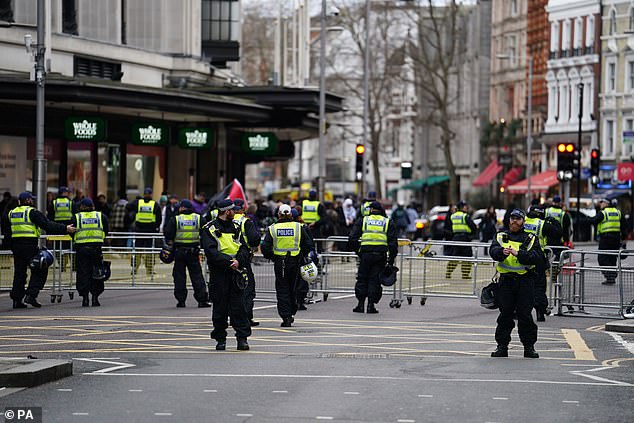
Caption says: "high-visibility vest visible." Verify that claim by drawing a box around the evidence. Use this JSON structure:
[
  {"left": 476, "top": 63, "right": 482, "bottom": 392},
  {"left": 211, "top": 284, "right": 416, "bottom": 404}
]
[
  {"left": 209, "top": 222, "right": 242, "bottom": 257},
  {"left": 75, "top": 211, "right": 105, "bottom": 244},
  {"left": 209, "top": 209, "right": 218, "bottom": 221},
  {"left": 175, "top": 213, "right": 201, "bottom": 244},
  {"left": 545, "top": 207, "right": 564, "bottom": 226},
  {"left": 9, "top": 206, "right": 40, "bottom": 238},
  {"left": 361, "top": 201, "right": 372, "bottom": 217},
  {"left": 53, "top": 197, "right": 73, "bottom": 221},
  {"left": 360, "top": 215, "right": 388, "bottom": 247},
  {"left": 450, "top": 211, "right": 472, "bottom": 234},
  {"left": 302, "top": 200, "right": 321, "bottom": 224},
  {"left": 495, "top": 232, "right": 536, "bottom": 275},
  {"left": 598, "top": 207, "right": 621, "bottom": 234},
  {"left": 136, "top": 199, "right": 156, "bottom": 224},
  {"left": 269, "top": 221, "right": 302, "bottom": 256},
  {"left": 523, "top": 216, "right": 545, "bottom": 251},
  {"left": 233, "top": 213, "right": 256, "bottom": 249}
]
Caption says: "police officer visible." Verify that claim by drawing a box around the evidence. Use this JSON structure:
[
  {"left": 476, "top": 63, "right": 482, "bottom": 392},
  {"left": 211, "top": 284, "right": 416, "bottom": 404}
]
[
  {"left": 8, "top": 192, "right": 76, "bottom": 308},
  {"left": 489, "top": 208, "right": 542, "bottom": 358},
  {"left": 291, "top": 207, "right": 314, "bottom": 311},
  {"left": 359, "top": 191, "right": 377, "bottom": 218},
  {"left": 202, "top": 199, "right": 251, "bottom": 351},
  {"left": 72, "top": 198, "right": 109, "bottom": 307},
  {"left": 302, "top": 190, "right": 327, "bottom": 243},
  {"left": 523, "top": 205, "right": 562, "bottom": 321},
  {"left": 233, "top": 198, "right": 262, "bottom": 326},
  {"left": 48, "top": 186, "right": 75, "bottom": 271},
  {"left": 545, "top": 195, "right": 572, "bottom": 253},
  {"left": 261, "top": 204, "right": 314, "bottom": 327},
  {"left": 590, "top": 199, "right": 626, "bottom": 285},
  {"left": 164, "top": 199, "right": 210, "bottom": 308},
  {"left": 348, "top": 201, "right": 398, "bottom": 314},
  {"left": 445, "top": 201, "right": 477, "bottom": 279},
  {"left": 125, "top": 187, "right": 161, "bottom": 276}
]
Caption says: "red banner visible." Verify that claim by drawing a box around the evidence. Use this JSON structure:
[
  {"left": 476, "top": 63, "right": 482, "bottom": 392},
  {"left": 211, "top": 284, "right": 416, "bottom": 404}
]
[{"left": 618, "top": 162, "right": 634, "bottom": 181}]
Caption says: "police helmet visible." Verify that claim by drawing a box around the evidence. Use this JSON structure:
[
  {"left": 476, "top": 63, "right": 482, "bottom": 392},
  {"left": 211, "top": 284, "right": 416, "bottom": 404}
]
[
  {"left": 480, "top": 282, "right": 498, "bottom": 310},
  {"left": 159, "top": 245, "right": 175, "bottom": 264},
  {"left": 300, "top": 261, "right": 319, "bottom": 283},
  {"left": 92, "top": 261, "right": 112, "bottom": 282},
  {"left": 29, "top": 248, "right": 54, "bottom": 270},
  {"left": 379, "top": 265, "right": 399, "bottom": 287}
]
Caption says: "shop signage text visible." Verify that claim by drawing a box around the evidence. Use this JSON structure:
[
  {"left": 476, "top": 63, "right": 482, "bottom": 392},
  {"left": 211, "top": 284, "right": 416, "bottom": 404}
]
[
  {"left": 132, "top": 123, "right": 168, "bottom": 146},
  {"left": 64, "top": 117, "right": 106, "bottom": 142},
  {"left": 178, "top": 128, "right": 213, "bottom": 149},
  {"left": 240, "top": 132, "right": 279, "bottom": 155}
]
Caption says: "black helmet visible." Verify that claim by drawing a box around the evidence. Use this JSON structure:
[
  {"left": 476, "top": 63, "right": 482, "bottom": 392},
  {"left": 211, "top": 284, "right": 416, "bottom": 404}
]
[
  {"left": 480, "top": 282, "right": 498, "bottom": 309},
  {"left": 379, "top": 265, "right": 399, "bottom": 287},
  {"left": 159, "top": 245, "right": 175, "bottom": 264},
  {"left": 92, "top": 261, "right": 112, "bottom": 282}
]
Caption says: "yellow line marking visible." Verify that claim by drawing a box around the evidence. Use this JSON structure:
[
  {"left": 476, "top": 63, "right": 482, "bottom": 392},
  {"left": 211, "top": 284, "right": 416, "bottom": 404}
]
[
  {"left": 602, "top": 357, "right": 634, "bottom": 368},
  {"left": 561, "top": 329, "right": 596, "bottom": 361}
]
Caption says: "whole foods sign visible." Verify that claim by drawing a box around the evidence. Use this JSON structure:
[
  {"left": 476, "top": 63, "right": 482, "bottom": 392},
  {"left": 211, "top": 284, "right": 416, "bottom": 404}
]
[
  {"left": 178, "top": 128, "right": 213, "bottom": 150},
  {"left": 65, "top": 117, "right": 107, "bottom": 142},
  {"left": 240, "top": 132, "right": 279, "bottom": 155},
  {"left": 132, "top": 123, "right": 168, "bottom": 146}
]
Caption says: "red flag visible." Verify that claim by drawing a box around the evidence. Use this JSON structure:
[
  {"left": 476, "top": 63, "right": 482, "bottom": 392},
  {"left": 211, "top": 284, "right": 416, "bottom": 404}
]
[{"left": 228, "top": 178, "right": 248, "bottom": 208}]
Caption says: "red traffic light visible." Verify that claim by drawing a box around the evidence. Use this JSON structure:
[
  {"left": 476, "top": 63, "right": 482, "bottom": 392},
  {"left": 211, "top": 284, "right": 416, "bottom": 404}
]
[
  {"left": 591, "top": 149, "right": 599, "bottom": 159},
  {"left": 356, "top": 144, "right": 365, "bottom": 155}
]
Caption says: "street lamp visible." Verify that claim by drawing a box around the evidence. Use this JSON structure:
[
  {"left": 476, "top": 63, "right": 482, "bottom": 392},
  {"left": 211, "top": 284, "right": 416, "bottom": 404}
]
[{"left": 496, "top": 53, "right": 533, "bottom": 207}]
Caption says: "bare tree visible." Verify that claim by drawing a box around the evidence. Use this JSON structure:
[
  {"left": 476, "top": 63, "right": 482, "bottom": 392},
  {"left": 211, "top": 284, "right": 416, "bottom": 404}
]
[
  {"left": 241, "top": 3, "right": 275, "bottom": 85},
  {"left": 325, "top": 1, "right": 402, "bottom": 199},
  {"left": 406, "top": 0, "right": 466, "bottom": 202}
]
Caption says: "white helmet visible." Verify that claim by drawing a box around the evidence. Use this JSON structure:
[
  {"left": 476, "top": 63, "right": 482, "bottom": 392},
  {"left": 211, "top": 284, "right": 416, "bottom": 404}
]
[{"left": 300, "top": 261, "right": 318, "bottom": 283}]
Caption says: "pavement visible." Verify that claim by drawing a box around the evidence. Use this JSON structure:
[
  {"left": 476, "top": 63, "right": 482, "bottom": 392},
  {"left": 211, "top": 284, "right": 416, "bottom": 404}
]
[{"left": 605, "top": 319, "right": 634, "bottom": 333}]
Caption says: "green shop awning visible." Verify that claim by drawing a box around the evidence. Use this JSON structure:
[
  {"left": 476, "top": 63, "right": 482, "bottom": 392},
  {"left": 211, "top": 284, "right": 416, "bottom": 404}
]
[{"left": 400, "top": 175, "right": 449, "bottom": 190}]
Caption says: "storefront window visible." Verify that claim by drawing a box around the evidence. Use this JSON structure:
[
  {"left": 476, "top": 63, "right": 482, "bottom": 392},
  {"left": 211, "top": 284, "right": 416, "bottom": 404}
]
[
  {"left": 97, "top": 144, "right": 121, "bottom": 203},
  {"left": 26, "top": 137, "right": 61, "bottom": 196},
  {"left": 126, "top": 145, "right": 165, "bottom": 199},
  {"left": 67, "top": 143, "right": 92, "bottom": 198}
]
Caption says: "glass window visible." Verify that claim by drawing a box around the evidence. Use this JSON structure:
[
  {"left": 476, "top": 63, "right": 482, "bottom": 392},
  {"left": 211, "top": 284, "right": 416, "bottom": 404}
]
[
  {"left": 629, "top": 61, "right": 634, "bottom": 91},
  {"left": 574, "top": 18, "right": 582, "bottom": 49},
  {"left": 623, "top": 119, "right": 634, "bottom": 157},
  {"left": 610, "top": 9, "right": 617, "bottom": 35},
  {"left": 510, "top": 0, "right": 518, "bottom": 17},
  {"left": 586, "top": 15, "right": 594, "bottom": 47},
  {"left": 202, "top": 0, "right": 239, "bottom": 42},
  {"left": 605, "top": 120, "right": 615, "bottom": 157},
  {"left": 630, "top": 8, "right": 634, "bottom": 30}
]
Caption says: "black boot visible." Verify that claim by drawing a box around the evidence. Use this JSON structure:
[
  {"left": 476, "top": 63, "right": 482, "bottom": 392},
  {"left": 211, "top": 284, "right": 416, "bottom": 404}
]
[
  {"left": 491, "top": 345, "right": 508, "bottom": 357},
  {"left": 237, "top": 338, "right": 250, "bottom": 351},
  {"left": 366, "top": 303, "right": 379, "bottom": 314},
  {"left": 92, "top": 295, "right": 101, "bottom": 307},
  {"left": 524, "top": 346, "right": 539, "bottom": 358},
  {"left": 24, "top": 295, "right": 42, "bottom": 308},
  {"left": 249, "top": 319, "right": 260, "bottom": 327},
  {"left": 82, "top": 295, "right": 89, "bottom": 307},
  {"left": 197, "top": 301, "right": 211, "bottom": 308},
  {"left": 215, "top": 340, "right": 226, "bottom": 351},
  {"left": 176, "top": 301, "right": 186, "bottom": 308},
  {"left": 281, "top": 317, "right": 293, "bottom": 327},
  {"left": 353, "top": 299, "right": 365, "bottom": 313},
  {"left": 12, "top": 300, "right": 27, "bottom": 309}
]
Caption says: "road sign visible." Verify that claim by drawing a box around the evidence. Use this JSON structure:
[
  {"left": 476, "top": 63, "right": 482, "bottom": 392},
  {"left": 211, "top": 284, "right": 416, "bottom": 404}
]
[
  {"left": 623, "top": 131, "right": 634, "bottom": 145},
  {"left": 617, "top": 162, "right": 634, "bottom": 181}
]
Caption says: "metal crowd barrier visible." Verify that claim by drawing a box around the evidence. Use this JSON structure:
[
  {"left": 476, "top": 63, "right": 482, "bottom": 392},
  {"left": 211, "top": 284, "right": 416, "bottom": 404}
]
[{"left": 555, "top": 249, "right": 634, "bottom": 319}]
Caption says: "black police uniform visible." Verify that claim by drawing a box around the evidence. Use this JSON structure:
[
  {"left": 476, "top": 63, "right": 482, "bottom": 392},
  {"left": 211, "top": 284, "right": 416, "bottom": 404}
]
[
  {"left": 7, "top": 204, "right": 69, "bottom": 307},
  {"left": 201, "top": 215, "right": 252, "bottom": 348},
  {"left": 233, "top": 212, "right": 262, "bottom": 323},
  {"left": 590, "top": 206, "right": 626, "bottom": 284},
  {"left": 544, "top": 205, "right": 572, "bottom": 261},
  {"left": 47, "top": 194, "right": 76, "bottom": 270},
  {"left": 347, "top": 209, "right": 398, "bottom": 313},
  {"left": 72, "top": 210, "right": 109, "bottom": 306},
  {"left": 125, "top": 196, "right": 162, "bottom": 274},
  {"left": 164, "top": 208, "right": 209, "bottom": 307},
  {"left": 489, "top": 226, "right": 543, "bottom": 356},
  {"left": 261, "top": 215, "right": 314, "bottom": 326},
  {"left": 524, "top": 210, "right": 562, "bottom": 320}
]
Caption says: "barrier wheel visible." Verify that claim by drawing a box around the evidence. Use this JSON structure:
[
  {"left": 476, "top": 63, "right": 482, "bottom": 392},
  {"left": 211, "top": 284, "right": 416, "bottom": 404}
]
[
  {"left": 389, "top": 300, "right": 396, "bottom": 308},
  {"left": 407, "top": 296, "right": 412, "bottom": 305},
  {"left": 420, "top": 298, "right": 427, "bottom": 306},
  {"left": 323, "top": 293, "right": 329, "bottom": 302},
  {"left": 566, "top": 305, "right": 574, "bottom": 311},
  {"left": 56, "top": 295, "right": 62, "bottom": 303},
  {"left": 69, "top": 292, "right": 74, "bottom": 300},
  {"left": 395, "top": 301, "right": 401, "bottom": 308},
  {"left": 50, "top": 295, "right": 55, "bottom": 303}
]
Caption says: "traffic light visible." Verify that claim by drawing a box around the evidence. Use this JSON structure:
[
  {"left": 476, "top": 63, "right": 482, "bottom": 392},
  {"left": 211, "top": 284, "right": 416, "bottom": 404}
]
[
  {"left": 355, "top": 144, "right": 365, "bottom": 180},
  {"left": 401, "top": 162, "right": 412, "bottom": 179},
  {"left": 590, "top": 148, "right": 600, "bottom": 176},
  {"left": 557, "top": 143, "right": 576, "bottom": 181}
]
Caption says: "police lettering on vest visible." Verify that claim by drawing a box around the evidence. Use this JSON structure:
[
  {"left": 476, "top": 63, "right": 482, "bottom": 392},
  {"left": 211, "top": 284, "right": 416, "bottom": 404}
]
[
  {"left": 598, "top": 207, "right": 621, "bottom": 234},
  {"left": 53, "top": 198, "right": 73, "bottom": 221},
  {"left": 270, "top": 221, "right": 302, "bottom": 256},
  {"left": 175, "top": 213, "right": 201, "bottom": 244},
  {"left": 75, "top": 211, "right": 105, "bottom": 244},
  {"left": 302, "top": 200, "right": 321, "bottom": 224},
  {"left": 360, "top": 215, "right": 388, "bottom": 247},
  {"left": 523, "top": 217, "right": 545, "bottom": 251},
  {"left": 451, "top": 211, "right": 472, "bottom": 234},
  {"left": 9, "top": 206, "right": 40, "bottom": 238},
  {"left": 136, "top": 200, "right": 156, "bottom": 224}
]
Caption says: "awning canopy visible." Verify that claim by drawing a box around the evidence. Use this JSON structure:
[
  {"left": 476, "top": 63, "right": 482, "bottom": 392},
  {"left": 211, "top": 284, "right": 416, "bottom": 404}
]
[
  {"left": 507, "top": 170, "right": 558, "bottom": 194},
  {"left": 502, "top": 167, "right": 524, "bottom": 187},
  {"left": 400, "top": 175, "right": 449, "bottom": 190},
  {"left": 472, "top": 160, "right": 503, "bottom": 187}
]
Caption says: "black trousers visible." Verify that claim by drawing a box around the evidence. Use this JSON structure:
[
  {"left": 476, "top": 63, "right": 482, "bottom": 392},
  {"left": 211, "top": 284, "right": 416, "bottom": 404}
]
[
  {"left": 11, "top": 243, "right": 47, "bottom": 300},
  {"left": 273, "top": 256, "right": 300, "bottom": 319},
  {"left": 209, "top": 268, "right": 251, "bottom": 341},
  {"left": 533, "top": 259, "right": 548, "bottom": 313},
  {"left": 173, "top": 246, "right": 207, "bottom": 303},
  {"left": 243, "top": 260, "right": 256, "bottom": 320},
  {"left": 355, "top": 252, "right": 386, "bottom": 304},
  {"left": 495, "top": 274, "right": 538, "bottom": 347},
  {"left": 75, "top": 244, "right": 104, "bottom": 297},
  {"left": 296, "top": 277, "right": 309, "bottom": 305},
  {"left": 598, "top": 234, "right": 621, "bottom": 282}
]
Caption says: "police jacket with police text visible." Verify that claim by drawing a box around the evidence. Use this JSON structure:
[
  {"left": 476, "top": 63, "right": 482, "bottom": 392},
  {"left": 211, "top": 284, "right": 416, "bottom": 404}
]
[
  {"left": 347, "top": 211, "right": 398, "bottom": 262},
  {"left": 445, "top": 211, "right": 477, "bottom": 241},
  {"left": 201, "top": 217, "right": 250, "bottom": 269},
  {"left": 124, "top": 198, "right": 162, "bottom": 233},
  {"left": 489, "top": 229, "right": 543, "bottom": 273},
  {"left": 71, "top": 212, "right": 109, "bottom": 246},
  {"left": 47, "top": 196, "right": 77, "bottom": 223},
  {"left": 164, "top": 208, "right": 208, "bottom": 247},
  {"left": 7, "top": 206, "right": 69, "bottom": 246},
  {"left": 525, "top": 211, "right": 562, "bottom": 248},
  {"left": 260, "top": 217, "right": 314, "bottom": 261},
  {"left": 590, "top": 207, "right": 627, "bottom": 239}
]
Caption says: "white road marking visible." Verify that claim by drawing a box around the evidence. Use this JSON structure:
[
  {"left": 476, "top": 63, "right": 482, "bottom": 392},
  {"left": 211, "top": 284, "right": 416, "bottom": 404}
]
[
  {"left": 128, "top": 389, "right": 143, "bottom": 392},
  {"left": 75, "top": 358, "right": 135, "bottom": 374},
  {"left": 72, "top": 413, "right": 89, "bottom": 416},
  {"left": 570, "top": 366, "right": 632, "bottom": 386},
  {"left": 562, "top": 401, "right": 579, "bottom": 404},
  {"left": 57, "top": 389, "right": 73, "bottom": 392},
  {"left": 607, "top": 332, "right": 634, "bottom": 355},
  {"left": 417, "top": 394, "right": 433, "bottom": 398},
  {"left": 203, "top": 389, "right": 217, "bottom": 392},
  {"left": 316, "top": 417, "right": 333, "bottom": 420},
  {"left": 85, "top": 372, "right": 634, "bottom": 387},
  {"left": 332, "top": 294, "right": 356, "bottom": 299},
  {"left": 561, "top": 364, "right": 601, "bottom": 367},
  {"left": 344, "top": 391, "right": 359, "bottom": 395},
  {"left": 272, "top": 390, "right": 288, "bottom": 393},
  {"left": 0, "top": 387, "right": 5, "bottom": 391},
  {"left": 236, "top": 414, "right": 253, "bottom": 417},
  {"left": 397, "top": 420, "right": 416, "bottom": 423},
  {"left": 154, "top": 412, "right": 172, "bottom": 416},
  {"left": 492, "top": 397, "right": 508, "bottom": 400}
]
